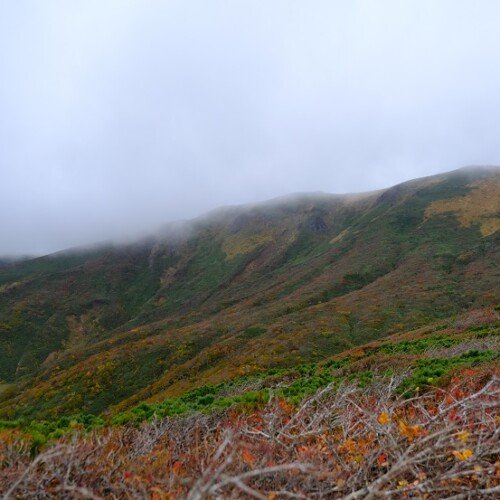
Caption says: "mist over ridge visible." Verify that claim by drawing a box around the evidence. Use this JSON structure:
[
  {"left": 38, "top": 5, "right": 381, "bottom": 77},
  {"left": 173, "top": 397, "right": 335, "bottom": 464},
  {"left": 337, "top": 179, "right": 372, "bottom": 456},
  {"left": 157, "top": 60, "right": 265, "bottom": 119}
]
[
  {"left": 1, "top": 165, "right": 496, "bottom": 260},
  {"left": 3, "top": 2, "right": 500, "bottom": 255}
]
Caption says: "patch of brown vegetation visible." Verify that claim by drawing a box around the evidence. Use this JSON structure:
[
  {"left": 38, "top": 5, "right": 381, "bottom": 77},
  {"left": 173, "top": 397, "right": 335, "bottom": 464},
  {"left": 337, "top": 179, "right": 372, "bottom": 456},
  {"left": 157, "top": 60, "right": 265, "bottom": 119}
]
[
  {"left": 222, "top": 232, "right": 273, "bottom": 260},
  {"left": 425, "top": 179, "right": 500, "bottom": 236}
]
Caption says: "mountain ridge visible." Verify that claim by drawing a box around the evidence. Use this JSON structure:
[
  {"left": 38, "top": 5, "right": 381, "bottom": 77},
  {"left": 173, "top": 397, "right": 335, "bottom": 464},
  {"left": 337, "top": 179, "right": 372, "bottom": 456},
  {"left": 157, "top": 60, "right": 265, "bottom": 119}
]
[{"left": 0, "top": 166, "right": 499, "bottom": 419}]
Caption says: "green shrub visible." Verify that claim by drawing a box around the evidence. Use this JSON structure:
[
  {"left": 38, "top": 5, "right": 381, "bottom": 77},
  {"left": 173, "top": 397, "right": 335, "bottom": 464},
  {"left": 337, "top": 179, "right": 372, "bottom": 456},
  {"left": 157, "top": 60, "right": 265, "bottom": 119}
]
[{"left": 400, "top": 349, "right": 498, "bottom": 397}]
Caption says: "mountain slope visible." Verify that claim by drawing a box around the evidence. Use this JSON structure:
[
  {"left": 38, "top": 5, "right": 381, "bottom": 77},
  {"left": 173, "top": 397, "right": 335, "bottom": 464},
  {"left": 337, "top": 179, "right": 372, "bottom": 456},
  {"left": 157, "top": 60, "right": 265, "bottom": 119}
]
[
  {"left": 0, "top": 166, "right": 499, "bottom": 419},
  {"left": 1, "top": 306, "right": 499, "bottom": 498}
]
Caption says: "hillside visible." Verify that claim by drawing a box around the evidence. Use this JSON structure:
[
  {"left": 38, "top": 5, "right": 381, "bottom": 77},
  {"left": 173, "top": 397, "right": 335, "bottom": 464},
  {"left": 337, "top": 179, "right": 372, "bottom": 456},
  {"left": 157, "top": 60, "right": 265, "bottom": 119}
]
[
  {"left": 1, "top": 308, "right": 499, "bottom": 498},
  {"left": 0, "top": 166, "right": 499, "bottom": 419}
]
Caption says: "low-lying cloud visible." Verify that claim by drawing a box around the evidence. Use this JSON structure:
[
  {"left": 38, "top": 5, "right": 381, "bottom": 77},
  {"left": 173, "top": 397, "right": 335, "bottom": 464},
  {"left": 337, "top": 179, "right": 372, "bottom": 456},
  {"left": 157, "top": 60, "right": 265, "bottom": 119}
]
[{"left": 1, "top": 1, "right": 500, "bottom": 255}]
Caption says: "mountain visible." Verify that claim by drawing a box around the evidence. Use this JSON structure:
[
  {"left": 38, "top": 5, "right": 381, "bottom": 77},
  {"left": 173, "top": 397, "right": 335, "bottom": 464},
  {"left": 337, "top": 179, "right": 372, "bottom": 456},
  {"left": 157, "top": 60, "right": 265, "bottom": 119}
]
[{"left": 0, "top": 166, "right": 499, "bottom": 419}]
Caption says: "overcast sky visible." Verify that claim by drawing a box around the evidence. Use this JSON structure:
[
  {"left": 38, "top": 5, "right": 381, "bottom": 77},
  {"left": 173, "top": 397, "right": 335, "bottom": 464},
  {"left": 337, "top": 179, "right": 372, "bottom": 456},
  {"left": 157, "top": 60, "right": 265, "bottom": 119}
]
[{"left": 1, "top": 1, "right": 500, "bottom": 256}]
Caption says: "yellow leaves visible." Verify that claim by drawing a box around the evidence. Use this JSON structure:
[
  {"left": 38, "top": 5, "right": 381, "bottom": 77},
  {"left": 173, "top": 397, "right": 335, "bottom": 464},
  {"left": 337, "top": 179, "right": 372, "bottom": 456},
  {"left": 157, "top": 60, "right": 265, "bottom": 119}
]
[
  {"left": 339, "top": 437, "right": 357, "bottom": 454},
  {"left": 424, "top": 178, "right": 500, "bottom": 236},
  {"left": 398, "top": 420, "right": 425, "bottom": 441},
  {"left": 379, "top": 408, "right": 431, "bottom": 442},
  {"left": 69, "top": 420, "right": 81, "bottom": 429},
  {"left": 452, "top": 449, "right": 474, "bottom": 461},
  {"left": 378, "top": 411, "right": 391, "bottom": 425},
  {"left": 457, "top": 431, "right": 470, "bottom": 443},
  {"left": 222, "top": 232, "right": 273, "bottom": 260}
]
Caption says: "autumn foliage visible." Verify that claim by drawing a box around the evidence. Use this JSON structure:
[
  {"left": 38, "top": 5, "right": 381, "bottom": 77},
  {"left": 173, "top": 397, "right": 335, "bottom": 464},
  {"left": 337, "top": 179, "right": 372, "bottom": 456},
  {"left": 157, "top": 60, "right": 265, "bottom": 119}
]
[{"left": 1, "top": 370, "right": 499, "bottom": 499}]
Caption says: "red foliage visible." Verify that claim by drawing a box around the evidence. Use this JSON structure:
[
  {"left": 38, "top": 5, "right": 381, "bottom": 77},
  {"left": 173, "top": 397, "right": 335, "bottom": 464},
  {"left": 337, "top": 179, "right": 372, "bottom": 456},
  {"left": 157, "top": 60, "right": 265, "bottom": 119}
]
[{"left": 1, "top": 373, "right": 500, "bottom": 498}]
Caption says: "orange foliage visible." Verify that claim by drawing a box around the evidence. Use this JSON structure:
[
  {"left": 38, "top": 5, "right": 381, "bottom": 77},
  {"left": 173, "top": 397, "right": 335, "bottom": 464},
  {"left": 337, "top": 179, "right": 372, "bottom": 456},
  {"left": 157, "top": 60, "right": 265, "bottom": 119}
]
[{"left": 1, "top": 373, "right": 500, "bottom": 498}]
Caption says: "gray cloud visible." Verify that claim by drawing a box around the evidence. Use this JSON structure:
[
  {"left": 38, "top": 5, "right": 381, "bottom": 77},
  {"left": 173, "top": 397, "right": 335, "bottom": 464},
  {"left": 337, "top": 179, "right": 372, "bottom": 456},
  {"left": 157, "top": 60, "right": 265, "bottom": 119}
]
[{"left": 1, "top": 0, "right": 500, "bottom": 255}]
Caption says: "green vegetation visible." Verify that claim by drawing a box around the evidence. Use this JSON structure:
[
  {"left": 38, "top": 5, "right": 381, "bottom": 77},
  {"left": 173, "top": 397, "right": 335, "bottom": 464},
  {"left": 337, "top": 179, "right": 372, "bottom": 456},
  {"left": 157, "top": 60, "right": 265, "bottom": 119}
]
[
  {"left": 376, "top": 335, "right": 460, "bottom": 355},
  {"left": 0, "top": 167, "right": 499, "bottom": 421},
  {"left": 3, "top": 316, "right": 498, "bottom": 443},
  {"left": 399, "top": 349, "right": 499, "bottom": 397},
  {"left": 0, "top": 168, "right": 499, "bottom": 499}
]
